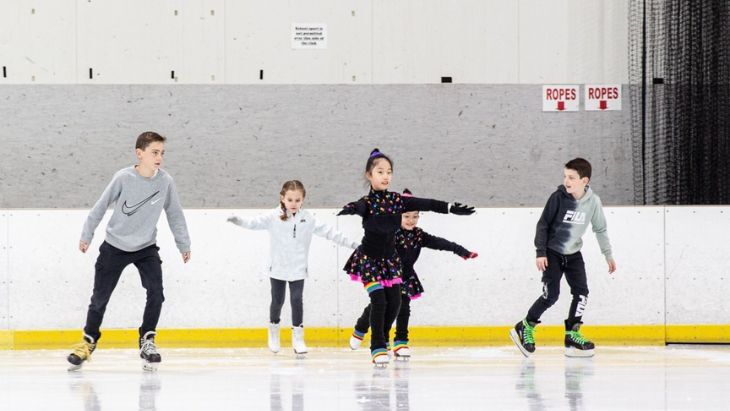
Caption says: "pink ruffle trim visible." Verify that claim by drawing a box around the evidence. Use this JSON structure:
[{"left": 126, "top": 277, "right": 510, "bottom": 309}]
[{"left": 349, "top": 274, "right": 403, "bottom": 288}]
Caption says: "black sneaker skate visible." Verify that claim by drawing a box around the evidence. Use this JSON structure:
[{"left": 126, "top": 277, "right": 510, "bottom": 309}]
[
  {"left": 510, "top": 319, "right": 537, "bottom": 357},
  {"left": 67, "top": 333, "right": 96, "bottom": 371},
  {"left": 564, "top": 322, "right": 595, "bottom": 357},
  {"left": 139, "top": 331, "right": 161, "bottom": 371}
]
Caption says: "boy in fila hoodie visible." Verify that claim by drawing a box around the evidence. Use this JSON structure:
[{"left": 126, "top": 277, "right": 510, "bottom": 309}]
[{"left": 510, "top": 158, "right": 617, "bottom": 358}]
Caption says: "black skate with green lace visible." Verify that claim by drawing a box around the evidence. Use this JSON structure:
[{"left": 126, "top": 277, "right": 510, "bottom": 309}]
[{"left": 564, "top": 322, "right": 595, "bottom": 357}]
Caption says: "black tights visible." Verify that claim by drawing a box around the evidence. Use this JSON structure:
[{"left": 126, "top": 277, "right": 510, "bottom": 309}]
[
  {"left": 355, "top": 294, "right": 411, "bottom": 343},
  {"left": 366, "top": 285, "right": 402, "bottom": 351}
]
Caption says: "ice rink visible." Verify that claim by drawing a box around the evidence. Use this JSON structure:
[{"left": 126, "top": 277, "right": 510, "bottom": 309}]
[{"left": 1, "top": 345, "right": 728, "bottom": 410}]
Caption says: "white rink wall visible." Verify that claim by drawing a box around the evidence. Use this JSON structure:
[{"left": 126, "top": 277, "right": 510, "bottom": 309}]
[
  {"left": 0, "top": 0, "right": 627, "bottom": 84},
  {"left": 0, "top": 206, "right": 727, "bottom": 331}
]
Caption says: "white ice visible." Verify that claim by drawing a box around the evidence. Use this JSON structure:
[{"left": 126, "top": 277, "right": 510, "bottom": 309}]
[{"left": 1, "top": 345, "right": 729, "bottom": 410}]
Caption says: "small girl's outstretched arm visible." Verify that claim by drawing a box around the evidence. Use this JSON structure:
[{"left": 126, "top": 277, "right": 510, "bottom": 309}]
[
  {"left": 422, "top": 232, "right": 478, "bottom": 259},
  {"left": 226, "top": 210, "right": 275, "bottom": 230}
]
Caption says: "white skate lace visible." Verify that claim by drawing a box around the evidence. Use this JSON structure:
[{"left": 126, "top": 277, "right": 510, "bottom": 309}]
[{"left": 140, "top": 338, "right": 158, "bottom": 356}]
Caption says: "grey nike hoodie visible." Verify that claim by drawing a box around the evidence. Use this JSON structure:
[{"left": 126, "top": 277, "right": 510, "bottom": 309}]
[{"left": 80, "top": 166, "right": 191, "bottom": 253}]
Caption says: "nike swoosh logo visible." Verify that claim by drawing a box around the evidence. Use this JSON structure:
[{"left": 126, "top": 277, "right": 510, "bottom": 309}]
[{"left": 122, "top": 191, "right": 160, "bottom": 216}]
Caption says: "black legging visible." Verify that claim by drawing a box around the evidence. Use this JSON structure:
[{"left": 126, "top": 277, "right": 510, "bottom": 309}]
[
  {"left": 356, "top": 293, "right": 411, "bottom": 343},
  {"left": 367, "top": 285, "right": 402, "bottom": 351},
  {"left": 270, "top": 278, "right": 305, "bottom": 327}
]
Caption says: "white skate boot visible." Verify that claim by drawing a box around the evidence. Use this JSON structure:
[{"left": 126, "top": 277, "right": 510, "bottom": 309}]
[
  {"left": 268, "top": 323, "right": 281, "bottom": 353},
  {"left": 292, "top": 326, "right": 308, "bottom": 358},
  {"left": 349, "top": 329, "right": 365, "bottom": 350},
  {"left": 371, "top": 348, "right": 390, "bottom": 369},
  {"left": 393, "top": 340, "right": 411, "bottom": 361}
]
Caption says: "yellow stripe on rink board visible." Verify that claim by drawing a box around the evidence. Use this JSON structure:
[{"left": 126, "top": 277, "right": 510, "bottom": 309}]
[
  {"left": 666, "top": 325, "right": 730, "bottom": 343},
  {"left": 1, "top": 325, "right": 726, "bottom": 350},
  {"left": 0, "top": 331, "right": 13, "bottom": 350}
]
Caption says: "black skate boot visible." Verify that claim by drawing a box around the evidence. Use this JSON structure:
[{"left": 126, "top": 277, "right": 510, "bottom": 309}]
[
  {"left": 564, "top": 322, "right": 595, "bottom": 358},
  {"left": 67, "top": 333, "right": 96, "bottom": 371},
  {"left": 510, "top": 319, "right": 538, "bottom": 357},
  {"left": 139, "top": 331, "right": 161, "bottom": 370}
]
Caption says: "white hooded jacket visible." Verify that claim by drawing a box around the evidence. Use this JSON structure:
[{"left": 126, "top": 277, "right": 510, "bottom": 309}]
[{"left": 230, "top": 207, "right": 358, "bottom": 281}]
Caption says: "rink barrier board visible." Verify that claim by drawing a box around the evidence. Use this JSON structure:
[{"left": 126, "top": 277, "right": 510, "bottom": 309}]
[{"left": 2, "top": 325, "right": 727, "bottom": 350}]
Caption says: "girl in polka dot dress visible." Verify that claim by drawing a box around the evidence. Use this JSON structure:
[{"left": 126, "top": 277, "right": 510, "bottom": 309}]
[
  {"left": 348, "top": 189, "right": 478, "bottom": 361},
  {"left": 338, "top": 149, "right": 475, "bottom": 367}
]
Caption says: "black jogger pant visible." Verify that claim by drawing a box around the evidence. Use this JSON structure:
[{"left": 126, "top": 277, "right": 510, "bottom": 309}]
[
  {"left": 84, "top": 242, "right": 164, "bottom": 342},
  {"left": 269, "top": 278, "right": 305, "bottom": 327},
  {"left": 355, "top": 294, "right": 411, "bottom": 342},
  {"left": 526, "top": 249, "right": 589, "bottom": 330}
]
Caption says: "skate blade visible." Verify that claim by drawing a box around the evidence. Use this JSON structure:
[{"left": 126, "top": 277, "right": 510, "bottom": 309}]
[
  {"left": 142, "top": 361, "right": 159, "bottom": 372},
  {"left": 295, "top": 352, "right": 307, "bottom": 359},
  {"left": 395, "top": 355, "right": 410, "bottom": 362},
  {"left": 565, "top": 347, "right": 594, "bottom": 358},
  {"left": 509, "top": 329, "right": 533, "bottom": 358},
  {"left": 373, "top": 363, "right": 388, "bottom": 369},
  {"left": 67, "top": 363, "right": 83, "bottom": 372}
]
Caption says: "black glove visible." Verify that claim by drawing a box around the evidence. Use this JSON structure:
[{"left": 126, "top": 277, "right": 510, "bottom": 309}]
[
  {"left": 450, "top": 202, "right": 475, "bottom": 215},
  {"left": 338, "top": 202, "right": 362, "bottom": 216}
]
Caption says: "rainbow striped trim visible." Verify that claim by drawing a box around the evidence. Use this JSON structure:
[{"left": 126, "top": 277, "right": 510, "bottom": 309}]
[
  {"left": 364, "top": 282, "right": 383, "bottom": 293},
  {"left": 352, "top": 330, "right": 365, "bottom": 340},
  {"left": 371, "top": 347, "right": 388, "bottom": 361},
  {"left": 393, "top": 340, "right": 409, "bottom": 352}
]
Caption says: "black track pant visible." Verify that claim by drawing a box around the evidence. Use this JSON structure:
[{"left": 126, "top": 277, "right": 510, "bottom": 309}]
[
  {"left": 526, "top": 249, "right": 589, "bottom": 330},
  {"left": 84, "top": 242, "right": 164, "bottom": 341}
]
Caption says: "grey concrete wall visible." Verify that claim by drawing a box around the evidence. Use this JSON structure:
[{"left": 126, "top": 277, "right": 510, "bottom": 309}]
[{"left": 0, "top": 85, "right": 633, "bottom": 208}]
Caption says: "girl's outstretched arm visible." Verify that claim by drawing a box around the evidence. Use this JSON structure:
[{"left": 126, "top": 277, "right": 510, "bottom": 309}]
[
  {"left": 403, "top": 197, "right": 475, "bottom": 215},
  {"left": 312, "top": 216, "right": 359, "bottom": 249},
  {"left": 422, "top": 232, "right": 477, "bottom": 259},
  {"left": 226, "top": 210, "right": 275, "bottom": 230}
]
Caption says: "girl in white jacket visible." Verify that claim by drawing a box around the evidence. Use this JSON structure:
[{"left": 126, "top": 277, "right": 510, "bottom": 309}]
[{"left": 227, "top": 180, "right": 358, "bottom": 355}]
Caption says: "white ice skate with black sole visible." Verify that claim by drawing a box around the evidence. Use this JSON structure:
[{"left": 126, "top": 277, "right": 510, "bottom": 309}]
[
  {"left": 139, "top": 331, "right": 162, "bottom": 371},
  {"left": 371, "top": 348, "right": 389, "bottom": 369},
  {"left": 67, "top": 334, "right": 96, "bottom": 371},
  {"left": 292, "top": 326, "right": 308, "bottom": 359}
]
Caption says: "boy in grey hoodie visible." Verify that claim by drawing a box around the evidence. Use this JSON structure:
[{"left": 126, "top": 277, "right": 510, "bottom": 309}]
[
  {"left": 67, "top": 132, "right": 191, "bottom": 370},
  {"left": 510, "top": 158, "right": 616, "bottom": 358}
]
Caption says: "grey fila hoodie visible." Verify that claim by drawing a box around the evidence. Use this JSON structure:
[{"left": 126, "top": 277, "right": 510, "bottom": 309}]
[
  {"left": 81, "top": 166, "right": 191, "bottom": 253},
  {"left": 534, "top": 185, "right": 612, "bottom": 260}
]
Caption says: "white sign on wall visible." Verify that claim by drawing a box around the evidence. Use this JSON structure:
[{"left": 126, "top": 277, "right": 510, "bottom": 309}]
[
  {"left": 542, "top": 85, "right": 579, "bottom": 112},
  {"left": 291, "top": 23, "right": 327, "bottom": 49},
  {"left": 585, "top": 84, "right": 622, "bottom": 111}
]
